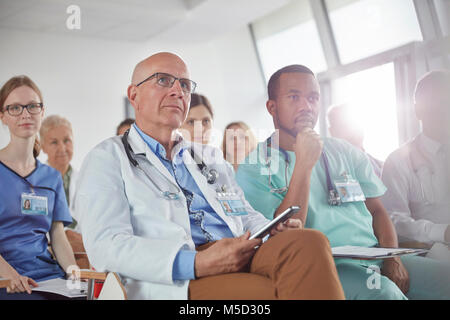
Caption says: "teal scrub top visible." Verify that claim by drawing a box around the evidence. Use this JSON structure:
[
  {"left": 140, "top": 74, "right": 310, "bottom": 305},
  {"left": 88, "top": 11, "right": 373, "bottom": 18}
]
[{"left": 236, "top": 136, "right": 386, "bottom": 249}]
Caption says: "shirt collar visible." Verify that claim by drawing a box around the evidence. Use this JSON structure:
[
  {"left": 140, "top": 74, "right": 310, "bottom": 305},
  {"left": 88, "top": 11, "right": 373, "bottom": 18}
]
[
  {"left": 133, "top": 123, "right": 187, "bottom": 160},
  {"left": 64, "top": 165, "right": 72, "bottom": 179},
  {"left": 418, "top": 132, "right": 442, "bottom": 156}
]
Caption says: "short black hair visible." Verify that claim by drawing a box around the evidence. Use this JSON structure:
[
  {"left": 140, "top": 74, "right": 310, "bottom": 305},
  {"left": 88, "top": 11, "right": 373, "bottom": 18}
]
[{"left": 267, "top": 65, "right": 315, "bottom": 100}]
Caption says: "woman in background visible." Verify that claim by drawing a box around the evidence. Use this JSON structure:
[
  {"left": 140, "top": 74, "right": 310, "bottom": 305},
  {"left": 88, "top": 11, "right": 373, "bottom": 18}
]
[
  {"left": 180, "top": 93, "right": 214, "bottom": 145},
  {"left": 0, "top": 76, "right": 76, "bottom": 299},
  {"left": 222, "top": 121, "right": 257, "bottom": 171},
  {"left": 116, "top": 118, "right": 135, "bottom": 136}
]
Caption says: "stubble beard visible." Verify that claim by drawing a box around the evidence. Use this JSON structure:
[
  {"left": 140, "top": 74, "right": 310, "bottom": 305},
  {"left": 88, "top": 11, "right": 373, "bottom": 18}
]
[{"left": 275, "top": 111, "right": 315, "bottom": 139}]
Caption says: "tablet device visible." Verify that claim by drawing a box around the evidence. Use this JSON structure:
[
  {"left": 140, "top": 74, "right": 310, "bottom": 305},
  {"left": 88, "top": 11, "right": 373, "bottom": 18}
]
[{"left": 249, "top": 206, "right": 300, "bottom": 240}]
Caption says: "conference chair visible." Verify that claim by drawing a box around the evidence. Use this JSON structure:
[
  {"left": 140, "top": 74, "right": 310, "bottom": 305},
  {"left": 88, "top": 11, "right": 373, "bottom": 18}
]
[{"left": 79, "top": 270, "right": 127, "bottom": 300}]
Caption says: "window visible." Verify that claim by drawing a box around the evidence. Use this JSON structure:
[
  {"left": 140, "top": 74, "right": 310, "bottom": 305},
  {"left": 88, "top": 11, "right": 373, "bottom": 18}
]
[
  {"left": 330, "top": 63, "right": 398, "bottom": 161},
  {"left": 252, "top": 0, "right": 327, "bottom": 82},
  {"left": 326, "top": 0, "right": 423, "bottom": 64}
]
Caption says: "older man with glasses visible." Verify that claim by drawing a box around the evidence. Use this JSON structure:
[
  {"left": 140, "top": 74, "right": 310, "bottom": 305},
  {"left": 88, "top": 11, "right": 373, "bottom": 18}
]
[{"left": 74, "top": 52, "right": 344, "bottom": 300}]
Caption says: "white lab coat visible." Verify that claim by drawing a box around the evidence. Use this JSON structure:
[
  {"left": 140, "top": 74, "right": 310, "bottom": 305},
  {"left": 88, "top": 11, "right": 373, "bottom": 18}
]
[
  {"left": 68, "top": 166, "right": 78, "bottom": 216},
  {"left": 67, "top": 166, "right": 80, "bottom": 232},
  {"left": 381, "top": 133, "right": 450, "bottom": 244},
  {"left": 75, "top": 125, "right": 269, "bottom": 300}
]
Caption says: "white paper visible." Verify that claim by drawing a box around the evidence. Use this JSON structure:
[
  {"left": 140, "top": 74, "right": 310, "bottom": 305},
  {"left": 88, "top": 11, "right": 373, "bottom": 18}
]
[
  {"left": 32, "top": 278, "right": 87, "bottom": 298},
  {"left": 331, "top": 245, "right": 427, "bottom": 259}
]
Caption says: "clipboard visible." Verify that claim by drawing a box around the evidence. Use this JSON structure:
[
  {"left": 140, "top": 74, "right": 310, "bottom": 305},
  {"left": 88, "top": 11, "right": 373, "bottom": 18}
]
[
  {"left": 32, "top": 278, "right": 88, "bottom": 298},
  {"left": 331, "top": 246, "right": 428, "bottom": 260}
]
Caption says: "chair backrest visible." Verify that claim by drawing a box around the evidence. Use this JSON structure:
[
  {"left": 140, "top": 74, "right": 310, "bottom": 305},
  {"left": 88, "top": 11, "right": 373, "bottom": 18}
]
[{"left": 97, "top": 272, "right": 127, "bottom": 300}]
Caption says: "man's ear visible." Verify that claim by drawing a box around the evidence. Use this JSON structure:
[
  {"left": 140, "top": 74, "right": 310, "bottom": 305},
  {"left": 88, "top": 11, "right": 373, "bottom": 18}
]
[
  {"left": 266, "top": 99, "right": 276, "bottom": 117},
  {"left": 127, "top": 85, "right": 139, "bottom": 112}
]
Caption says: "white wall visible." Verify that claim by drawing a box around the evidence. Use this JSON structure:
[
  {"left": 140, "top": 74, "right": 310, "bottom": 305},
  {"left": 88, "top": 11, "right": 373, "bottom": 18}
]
[
  {"left": 190, "top": 26, "right": 273, "bottom": 145},
  {"left": 0, "top": 25, "right": 270, "bottom": 169},
  {"left": 435, "top": 0, "right": 450, "bottom": 36}
]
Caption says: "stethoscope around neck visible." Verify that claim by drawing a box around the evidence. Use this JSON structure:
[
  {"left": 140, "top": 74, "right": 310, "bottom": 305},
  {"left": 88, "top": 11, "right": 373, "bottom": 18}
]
[
  {"left": 263, "top": 136, "right": 290, "bottom": 194},
  {"left": 121, "top": 129, "right": 219, "bottom": 200},
  {"left": 263, "top": 135, "right": 341, "bottom": 205}
]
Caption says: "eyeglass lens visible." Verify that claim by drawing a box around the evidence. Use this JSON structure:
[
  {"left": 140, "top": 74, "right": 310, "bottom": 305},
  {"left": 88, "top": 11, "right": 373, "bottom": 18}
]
[
  {"left": 6, "top": 103, "right": 43, "bottom": 116},
  {"left": 155, "top": 73, "right": 196, "bottom": 93}
]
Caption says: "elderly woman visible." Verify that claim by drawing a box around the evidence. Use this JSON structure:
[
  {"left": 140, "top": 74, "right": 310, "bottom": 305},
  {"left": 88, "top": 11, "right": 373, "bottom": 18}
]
[
  {"left": 40, "top": 115, "right": 88, "bottom": 269},
  {"left": 40, "top": 115, "right": 78, "bottom": 228},
  {"left": 0, "top": 75, "right": 77, "bottom": 299}
]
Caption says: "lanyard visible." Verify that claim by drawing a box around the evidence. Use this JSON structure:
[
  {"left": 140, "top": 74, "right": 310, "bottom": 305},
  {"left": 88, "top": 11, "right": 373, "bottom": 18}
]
[
  {"left": 264, "top": 135, "right": 340, "bottom": 205},
  {"left": 321, "top": 152, "right": 334, "bottom": 193},
  {"left": 320, "top": 151, "right": 342, "bottom": 206}
]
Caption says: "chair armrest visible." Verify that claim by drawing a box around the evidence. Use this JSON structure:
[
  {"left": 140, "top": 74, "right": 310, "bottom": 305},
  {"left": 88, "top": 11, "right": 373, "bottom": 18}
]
[
  {"left": 79, "top": 270, "right": 107, "bottom": 281},
  {"left": 399, "top": 241, "right": 432, "bottom": 250},
  {"left": 73, "top": 252, "right": 88, "bottom": 260},
  {"left": 78, "top": 270, "right": 108, "bottom": 300}
]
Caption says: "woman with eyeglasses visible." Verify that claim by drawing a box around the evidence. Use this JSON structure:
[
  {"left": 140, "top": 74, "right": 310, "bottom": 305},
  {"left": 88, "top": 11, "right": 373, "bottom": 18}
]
[
  {"left": 0, "top": 76, "right": 77, "bottom": 300},
  {"left": 180, "top": 93, "right": 214, "bottom": 145}
]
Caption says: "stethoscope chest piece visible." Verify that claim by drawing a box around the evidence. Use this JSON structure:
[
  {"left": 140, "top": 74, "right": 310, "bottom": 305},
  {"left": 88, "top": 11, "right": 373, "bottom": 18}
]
[
  {"left": 202, "top": 167, "right": 219, "bottom": 184},
  {"left": 190, "top": 148, "right": 219, "bottom": 185}
]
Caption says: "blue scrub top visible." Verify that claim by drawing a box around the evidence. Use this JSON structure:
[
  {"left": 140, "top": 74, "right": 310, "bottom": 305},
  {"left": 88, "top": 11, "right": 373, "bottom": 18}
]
[{"left": 0, "top": 159, "right": 72, "bottom": 282}]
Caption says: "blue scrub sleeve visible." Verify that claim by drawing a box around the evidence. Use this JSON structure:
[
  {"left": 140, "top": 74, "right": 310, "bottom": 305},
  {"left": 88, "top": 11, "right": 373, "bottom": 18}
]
[
  {"left": 172, "top": 249, "right": 197, "bottom": 281},
  {"left": 52, "top": 175, "right": 73, "bottom": 226}
]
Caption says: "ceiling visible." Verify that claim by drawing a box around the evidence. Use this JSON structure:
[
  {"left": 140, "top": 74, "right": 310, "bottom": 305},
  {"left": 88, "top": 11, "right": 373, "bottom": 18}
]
[{"left": 0, "top": 0, "right": 290, "bottom": 43}]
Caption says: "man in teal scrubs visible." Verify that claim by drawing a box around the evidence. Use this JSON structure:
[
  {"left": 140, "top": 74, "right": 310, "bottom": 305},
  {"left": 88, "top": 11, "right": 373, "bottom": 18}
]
[{"left": 236, "top": 64, "right": 450, "bottom": 300}]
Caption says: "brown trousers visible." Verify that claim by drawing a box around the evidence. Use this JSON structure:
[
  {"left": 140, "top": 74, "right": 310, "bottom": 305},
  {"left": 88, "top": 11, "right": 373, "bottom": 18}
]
[{"left": 189, "top": 229, "right": 345, "bottom": 300}]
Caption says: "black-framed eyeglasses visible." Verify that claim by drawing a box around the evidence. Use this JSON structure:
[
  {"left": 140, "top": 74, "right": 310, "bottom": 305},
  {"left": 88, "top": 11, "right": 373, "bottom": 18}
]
[
  {"left": 5, "top": 103, "right": 43, "bottom": 116},
  {"left": 136, "top": 72, "right": 197, "bottom": 94}
]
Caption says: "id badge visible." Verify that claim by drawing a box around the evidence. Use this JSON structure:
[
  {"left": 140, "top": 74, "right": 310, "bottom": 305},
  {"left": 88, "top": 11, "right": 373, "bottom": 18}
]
[
  {"left": 334, "top": 178, "right": 366, "bottom": 203},
  {"left": 21, "top": 193, "right": 48, "bottom": 215},
  {"left": 217, "top": 192, "right": 248, "bottom": 216}
]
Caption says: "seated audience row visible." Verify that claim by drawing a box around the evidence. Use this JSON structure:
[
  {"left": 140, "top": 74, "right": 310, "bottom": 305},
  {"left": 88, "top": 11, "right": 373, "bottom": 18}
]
[
  {"left": 324, "top": 71, "right": 450, "bottom": 263},
  {"left": 0, "top": 54, "right": 449, "bottom": 300},
  {"left": 236, "top": 65, "right": 450, "bottom": 299}
]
